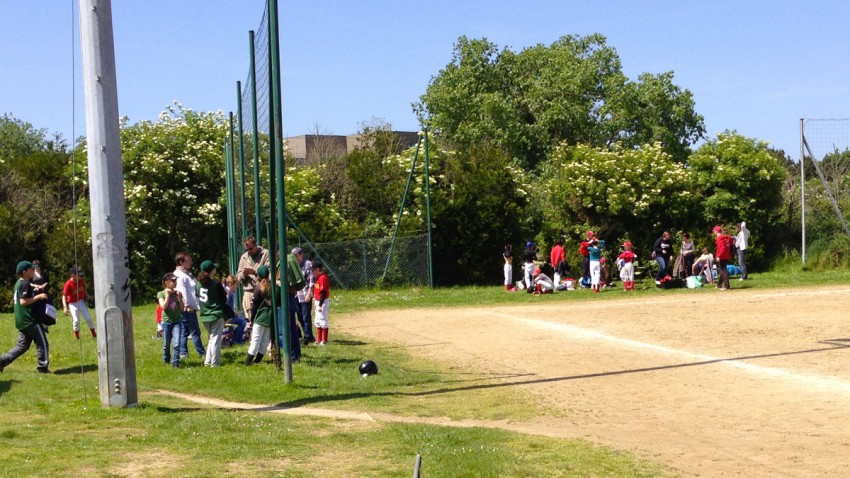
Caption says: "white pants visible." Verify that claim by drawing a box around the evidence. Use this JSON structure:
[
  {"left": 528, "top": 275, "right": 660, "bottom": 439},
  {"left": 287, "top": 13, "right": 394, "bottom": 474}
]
[
  {"left": 619, "top": 262, "right": 634, "bottom": 282},
  {"left": 248, "top": 323, "right": 271, "bottom": 356},
  {"left": 503, "top": 264, "right": 512, "bottom": 286},
  {"left": 314, "top": 300, "right": 330, "bottom": 329},
  {"left": 590, "top": 260, "right": 601, "bottom": 286},
  {"left": 524, "top": 262, "right": 535, "bottom": 288},
  {"left": 535, "top": 277, "right": 554, "bottom": 291},
  {"left": 203, "top": 318, "right": 224, "bottom": 367},
  {"left": 69, "top": 300, "right": 95, "bottom": 332}
]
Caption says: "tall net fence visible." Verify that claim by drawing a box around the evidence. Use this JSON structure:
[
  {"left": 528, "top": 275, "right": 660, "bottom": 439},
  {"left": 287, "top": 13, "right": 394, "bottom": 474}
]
[
  {"left": 292, "top": 234, "right": 430, "bottom": 290},
  {"left": 801, "top": 118, "right": 850, "bottom": 238},
  {"left": 224, "top": 4, "right": 432, "bottom": 290}
]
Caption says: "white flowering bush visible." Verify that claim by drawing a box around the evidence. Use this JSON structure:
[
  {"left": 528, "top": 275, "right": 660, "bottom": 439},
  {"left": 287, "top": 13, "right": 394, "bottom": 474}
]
[
  {"left": 535, "top": 142, "right": 692, "bottom": 252},
  {"left": 69, "top": 102, "right": 229, "bottom": 296}
]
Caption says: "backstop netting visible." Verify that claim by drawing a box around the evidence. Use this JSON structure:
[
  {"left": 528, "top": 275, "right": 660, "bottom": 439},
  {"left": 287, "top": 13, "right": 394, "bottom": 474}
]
[
  {"left": 291, "top": 233, "right": 430, "bottom": 290},
  {"left": 226, "top": 5, "right": 431, "bottom": 290},
  {"left": 800, "top": 119, "right": 850, "bottom": 238}
]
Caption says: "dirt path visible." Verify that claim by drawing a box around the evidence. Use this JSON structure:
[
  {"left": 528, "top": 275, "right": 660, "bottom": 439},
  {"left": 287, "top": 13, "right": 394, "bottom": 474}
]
[{"left": 336, "top": 286, "right": 850, "bottom": 478}]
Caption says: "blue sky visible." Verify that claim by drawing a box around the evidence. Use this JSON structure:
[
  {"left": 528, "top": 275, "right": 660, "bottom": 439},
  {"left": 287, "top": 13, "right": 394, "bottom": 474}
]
[{"left": 2, "top": 1, "right": 850, "bottom": 158}]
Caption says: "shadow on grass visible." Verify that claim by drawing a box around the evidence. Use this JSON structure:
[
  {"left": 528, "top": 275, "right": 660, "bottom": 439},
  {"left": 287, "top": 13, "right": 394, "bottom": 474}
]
[
  {"left": 0, "top": 379, "right": 18, "bottom": 398},
  {"left": 152, "top": 405, "right": 206, "bottom": 413},
  {"left": 54, "top": 364, "right": 98, "bottom": 375}
]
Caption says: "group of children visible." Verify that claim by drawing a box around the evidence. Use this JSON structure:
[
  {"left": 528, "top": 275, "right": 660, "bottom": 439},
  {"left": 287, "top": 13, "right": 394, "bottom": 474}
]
[
  {"left": 503, "top": 227, "right": 738, "bottom": 294},
  {"left": 156, "top": 258, "right": 331, "bottom": 368},
  {"left": 506, "top": 231, "right": 635, "bottom": 295}
]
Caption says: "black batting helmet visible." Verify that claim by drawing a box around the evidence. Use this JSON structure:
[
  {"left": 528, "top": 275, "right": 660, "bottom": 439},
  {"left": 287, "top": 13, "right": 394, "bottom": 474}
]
[{"left": 359, "top": 360, "right": 378, "bottom": 377}]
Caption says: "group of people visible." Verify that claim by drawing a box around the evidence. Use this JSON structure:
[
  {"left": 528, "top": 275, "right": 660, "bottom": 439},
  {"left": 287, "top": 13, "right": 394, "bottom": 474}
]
[
  {"left": 1, "top": 235, "right": 333, "bottom": 374},
  {"left": 157, "top": 236, "right": 331, "bottom": 369},
  {"left": 503, "top": 222, "right": 751, "bottom": 294},
  {"left": 0, "top": 260, "right": 99, "bottom": 374},
  {"left": 651, "top": 222, "right": 749, "bottom": 290}
]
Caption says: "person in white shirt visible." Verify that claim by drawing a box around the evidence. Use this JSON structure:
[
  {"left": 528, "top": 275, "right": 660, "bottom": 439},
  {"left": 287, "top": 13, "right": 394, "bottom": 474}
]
[
  {"left": 735, "top": 222, "right": 750, "bottom": 280},
  {"left": 174, "top": 252, "right": 205, "bottom": 359}
]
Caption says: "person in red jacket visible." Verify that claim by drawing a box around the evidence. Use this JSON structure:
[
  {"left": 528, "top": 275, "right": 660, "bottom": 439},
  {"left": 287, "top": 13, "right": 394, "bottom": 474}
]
[{"left": 713, "top": 225, "right": 734, "bottom": 290}]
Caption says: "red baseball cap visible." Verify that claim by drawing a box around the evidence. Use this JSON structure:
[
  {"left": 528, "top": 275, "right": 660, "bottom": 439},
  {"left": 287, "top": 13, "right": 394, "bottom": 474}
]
[{"left": 712, "top": 226, "right": 723, "bottom": 233}]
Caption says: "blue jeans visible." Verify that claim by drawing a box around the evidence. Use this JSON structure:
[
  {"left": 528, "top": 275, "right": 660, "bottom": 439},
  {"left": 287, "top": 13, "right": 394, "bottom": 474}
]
[
  {"left": 275, "top": 295, "right": 302, "bottom": 361},
  {"left": 162, "top": 321, "right": 182, "bottom": 365},
  {"left": 180, "top": 311, "right": 205, "bottom": 358},
  {"left": 655, "top": 256, "right": 668, "bottom": 281},
  {"left": 297, "top": 300, "right": 314, "bottom": 342},
  {"left": 227, "top": 316, "right": 247, "bottom": 344},
  {"left": 737, "top": 249, "right": 748, "bottom": 279}
]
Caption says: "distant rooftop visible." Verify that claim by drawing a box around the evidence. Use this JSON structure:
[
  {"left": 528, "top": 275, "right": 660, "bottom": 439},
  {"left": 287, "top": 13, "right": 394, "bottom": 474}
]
[{"left": 285, "top": 131, "right": 419, "bottom": 164}]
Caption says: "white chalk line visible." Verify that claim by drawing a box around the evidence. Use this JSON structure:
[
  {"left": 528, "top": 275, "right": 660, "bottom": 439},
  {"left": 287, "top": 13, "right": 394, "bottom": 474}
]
[{"left": 487, "top": 311, "right": 850, "bottom": 395}]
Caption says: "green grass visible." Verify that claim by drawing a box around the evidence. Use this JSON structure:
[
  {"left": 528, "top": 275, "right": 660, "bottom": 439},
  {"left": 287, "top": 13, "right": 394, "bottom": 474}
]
[
  {"left": 332, "top": 268, "right": 850, "bottom": 313},
  {"left": 3, "top": 269, "right": 845, "bottom": 476},
  {"left": 0, "top": 301, "right": 673, "bottom": 477}
]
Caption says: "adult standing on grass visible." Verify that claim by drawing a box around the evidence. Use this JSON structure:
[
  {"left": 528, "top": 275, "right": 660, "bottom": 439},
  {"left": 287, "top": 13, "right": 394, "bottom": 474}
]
[
  {"left": 292, "top": 247, "right": 316, "bottom": 346},
  {"left": 713, "top": 226, "right": 734, "bottom": 290},
  {"left": 236, "top": 236, "right": 269, "bottom": 324},
  {"left": 197, "top": 260, "right": 227, "bottom": 367},
  {"left": 736, "top": 222, "right": 750, "bottom": 281},
  {"left": 680, "top": 233, "right": 696, "bottom": 279},
  {"left": 0, "top": 261, "right": 51, "bottom": 373},
  {"left": 174, "top": 252, "right": 205, "bottom": 359},
  {"left": 652, "top": 231, "right": 674, "bottom": 284}
]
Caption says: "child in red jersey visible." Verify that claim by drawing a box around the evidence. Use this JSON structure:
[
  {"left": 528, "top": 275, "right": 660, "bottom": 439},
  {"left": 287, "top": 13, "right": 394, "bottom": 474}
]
[
  {"left": 62, "top": 266, "right": 96, "bottom": 339},
  {"left": 311, "top": 262, "right": 330, "bottom": 345},
  {"left": 617, "top": 241, "right": 638, "bottom": 291}
]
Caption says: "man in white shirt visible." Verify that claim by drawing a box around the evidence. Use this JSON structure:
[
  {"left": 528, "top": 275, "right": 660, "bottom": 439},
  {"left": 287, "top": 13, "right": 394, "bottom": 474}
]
[
  {"left": 174, "top": 252, "right": 205, "bottom": 359},
  {"left": 736, "top": 222, "right": 750, "bottom": 281}
]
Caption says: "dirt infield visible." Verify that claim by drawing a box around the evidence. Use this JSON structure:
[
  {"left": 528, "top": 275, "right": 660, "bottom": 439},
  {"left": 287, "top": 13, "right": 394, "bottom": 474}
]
[{"left": 336, "top": 285, "right": 850, "bottom": 478}]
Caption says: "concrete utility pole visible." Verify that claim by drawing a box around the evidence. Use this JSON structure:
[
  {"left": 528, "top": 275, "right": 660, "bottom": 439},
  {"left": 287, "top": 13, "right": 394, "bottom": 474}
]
[{"left": 79, "top": 0, "right": 137, "bottom": 407}]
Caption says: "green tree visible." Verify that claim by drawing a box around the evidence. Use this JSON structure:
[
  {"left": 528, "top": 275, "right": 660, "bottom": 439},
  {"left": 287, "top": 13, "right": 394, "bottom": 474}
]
[
  {"left": 688, "top": 132, "right": 788, "bottom": 268},
  {"left": 426, "top": 145, "right": 528, "bottom": 285},
  {"left": 0, "top": 115, "right": 74, "bottom": 307},
  {"left": 415, "top": 35, "right": 705, "bottom": 167}
]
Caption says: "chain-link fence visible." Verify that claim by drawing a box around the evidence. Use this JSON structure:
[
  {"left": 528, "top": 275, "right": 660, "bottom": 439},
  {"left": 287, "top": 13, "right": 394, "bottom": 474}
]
[{"left": 292, "top": 233, "right": 430, "bottom": 289}]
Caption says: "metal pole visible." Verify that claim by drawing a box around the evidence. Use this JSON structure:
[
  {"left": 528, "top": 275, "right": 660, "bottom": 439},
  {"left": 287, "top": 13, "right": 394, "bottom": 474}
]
[
  {"left": 269, "top": 0, "right": 292, "bottom": 382},
  {"left": 78, "top": 0, "right": 137, "bottom": 407},
  {"left": 237, "top": 81, "right": 247, "bottom": 242},
  {"left": 800, "top": 118, "right": 806, "bottom": 264},
  {"left": 228, "top": 114, "right": 240, "bottom": 275},
  {"left": 265, "top": 220, "right": 280, "bottom": 372},
  {"left": 224, "top": 139, "right": 237, "bottom": 276},
  {"left": 413, "top": 453, "right": 422, "bottom": 478},
  {"left": 249, "top": 30, "right": 262, "bottom": 240},
  {"left": 424, "top": 127, "right": 434, "bottom": 288}
]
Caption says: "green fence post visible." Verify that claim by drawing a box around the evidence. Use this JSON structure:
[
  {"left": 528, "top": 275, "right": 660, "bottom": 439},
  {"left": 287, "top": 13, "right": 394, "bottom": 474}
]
[
  {"left": 237, "top": 81, "right": 247, "bottom": 242},
  {"left": 382, "top": 135, "right": 422, "bottom": 282},
  {"left": 424, "top": 127, "right": 434, "bottom": 288},
  {"left": 249, "top": 30, "right": 262, "bottom": 241}
]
